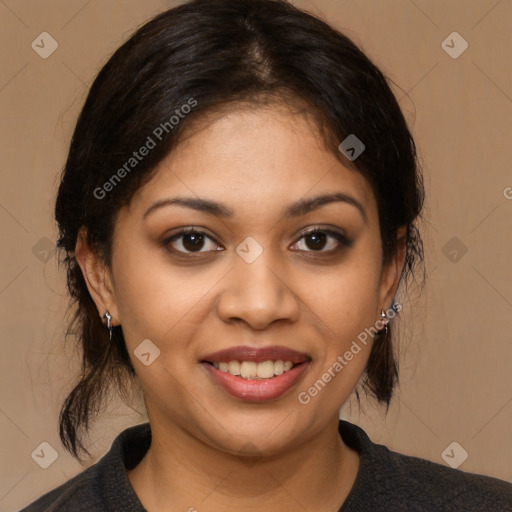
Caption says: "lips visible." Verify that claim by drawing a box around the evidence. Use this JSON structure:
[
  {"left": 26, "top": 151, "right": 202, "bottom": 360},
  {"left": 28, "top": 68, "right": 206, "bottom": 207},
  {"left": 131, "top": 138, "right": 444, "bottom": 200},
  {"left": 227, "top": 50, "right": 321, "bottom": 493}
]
[
  {"left": 200, "top": 345, "right": 312, "bottom": 402},
  {"left": 201, "top": 345, "right": 311, "bottom": 364}
]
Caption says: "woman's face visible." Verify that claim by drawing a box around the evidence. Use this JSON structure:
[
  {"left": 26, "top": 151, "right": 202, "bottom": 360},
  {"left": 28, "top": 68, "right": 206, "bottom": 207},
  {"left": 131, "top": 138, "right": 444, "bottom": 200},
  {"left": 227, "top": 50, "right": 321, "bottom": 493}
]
[{"left": 85, "top": 104, "right": 403, "bottom": 456}]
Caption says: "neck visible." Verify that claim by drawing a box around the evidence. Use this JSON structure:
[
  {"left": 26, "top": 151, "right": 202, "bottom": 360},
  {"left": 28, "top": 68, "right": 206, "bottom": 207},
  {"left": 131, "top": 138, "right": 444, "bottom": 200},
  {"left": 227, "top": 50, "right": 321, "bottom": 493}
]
[{"left": 127, "top": 415, "right": 360, "bottom": 512}]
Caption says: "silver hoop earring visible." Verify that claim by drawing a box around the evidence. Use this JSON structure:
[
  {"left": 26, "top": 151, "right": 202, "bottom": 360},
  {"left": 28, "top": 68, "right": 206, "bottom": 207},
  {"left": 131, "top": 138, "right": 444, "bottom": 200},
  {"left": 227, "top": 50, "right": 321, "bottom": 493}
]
[{"left": 102, "top": 311, "right": 112, "bottom": 340}]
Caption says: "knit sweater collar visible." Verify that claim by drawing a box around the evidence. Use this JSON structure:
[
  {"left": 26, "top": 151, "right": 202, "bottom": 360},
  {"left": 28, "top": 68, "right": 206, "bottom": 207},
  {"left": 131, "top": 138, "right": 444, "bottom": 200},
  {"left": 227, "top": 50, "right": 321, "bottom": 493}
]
[{"left": 98, "top": 419, "right": 376, "bottom": 511}]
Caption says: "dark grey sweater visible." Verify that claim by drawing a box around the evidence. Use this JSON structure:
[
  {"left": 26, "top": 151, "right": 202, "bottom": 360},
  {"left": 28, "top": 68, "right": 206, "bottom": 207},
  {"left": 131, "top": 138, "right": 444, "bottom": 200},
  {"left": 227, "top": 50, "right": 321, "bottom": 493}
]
[{"left": 20, "top": 420, "right": 512, "bottom": 511}]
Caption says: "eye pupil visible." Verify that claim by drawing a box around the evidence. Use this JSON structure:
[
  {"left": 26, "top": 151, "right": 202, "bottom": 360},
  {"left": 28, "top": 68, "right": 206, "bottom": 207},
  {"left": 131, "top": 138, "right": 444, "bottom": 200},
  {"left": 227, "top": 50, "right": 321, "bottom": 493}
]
[
  {"left": 306, "top": 232, "right": 327, "bottom": 250},
  {"left": 183, "top": 232, "right": 204, "bottom": 251}
]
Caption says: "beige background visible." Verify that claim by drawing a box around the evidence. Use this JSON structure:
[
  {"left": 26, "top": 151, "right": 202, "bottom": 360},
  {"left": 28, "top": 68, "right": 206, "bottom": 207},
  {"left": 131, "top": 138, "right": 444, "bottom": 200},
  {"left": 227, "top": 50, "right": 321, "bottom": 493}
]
[{"left": 1, "top": 0, "right": 511, "bottom": 510}]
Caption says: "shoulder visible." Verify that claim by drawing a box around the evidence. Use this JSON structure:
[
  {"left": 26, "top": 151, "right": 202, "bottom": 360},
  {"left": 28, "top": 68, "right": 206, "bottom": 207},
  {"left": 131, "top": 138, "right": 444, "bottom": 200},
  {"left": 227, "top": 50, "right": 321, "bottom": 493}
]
[
  {"left": 18, "top": 464, "right": 105, "bottom": 512},
  {"left": 18, "top": 422, "right": 151, "bottom": 512},
  {"left": 339, "top": 420, "right": 512, "bottom": 511},
  {"left": 382, "top": 444, "right": 512, "bottom": 510}
]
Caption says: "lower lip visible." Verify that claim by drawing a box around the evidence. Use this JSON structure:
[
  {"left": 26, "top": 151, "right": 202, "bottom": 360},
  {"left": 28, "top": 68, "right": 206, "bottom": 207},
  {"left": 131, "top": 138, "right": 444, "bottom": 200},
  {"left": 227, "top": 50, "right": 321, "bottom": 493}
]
[{"left": 201, "top": 362, "right": 310, "bottom": 402}]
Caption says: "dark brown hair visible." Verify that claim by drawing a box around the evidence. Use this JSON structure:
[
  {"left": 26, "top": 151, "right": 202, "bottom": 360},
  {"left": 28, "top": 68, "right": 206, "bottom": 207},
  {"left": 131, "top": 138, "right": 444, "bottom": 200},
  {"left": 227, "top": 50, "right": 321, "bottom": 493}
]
[{"left": 55, "top": 0, "right": 424, "bottom": 461}]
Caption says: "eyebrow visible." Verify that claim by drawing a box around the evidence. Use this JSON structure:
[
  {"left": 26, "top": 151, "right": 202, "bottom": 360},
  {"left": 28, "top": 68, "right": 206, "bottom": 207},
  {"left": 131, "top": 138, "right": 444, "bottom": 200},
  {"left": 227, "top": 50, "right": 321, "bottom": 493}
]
[{"left": 143, "top": 192, "right": 367, "bottom": 224}]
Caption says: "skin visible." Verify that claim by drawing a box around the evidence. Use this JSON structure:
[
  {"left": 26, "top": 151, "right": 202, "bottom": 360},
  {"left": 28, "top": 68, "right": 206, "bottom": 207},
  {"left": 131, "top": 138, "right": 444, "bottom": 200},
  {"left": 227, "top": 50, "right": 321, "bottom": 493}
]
[{"left": 76, "top": 103, "right": 406, "bottom": 512}]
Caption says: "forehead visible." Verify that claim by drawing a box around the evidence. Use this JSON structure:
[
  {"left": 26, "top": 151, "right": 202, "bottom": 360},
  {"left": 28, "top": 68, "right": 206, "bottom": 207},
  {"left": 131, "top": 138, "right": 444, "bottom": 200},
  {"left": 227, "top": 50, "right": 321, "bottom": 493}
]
[{"left": 128, "top": 104, "right": 377, "bottom": 222}]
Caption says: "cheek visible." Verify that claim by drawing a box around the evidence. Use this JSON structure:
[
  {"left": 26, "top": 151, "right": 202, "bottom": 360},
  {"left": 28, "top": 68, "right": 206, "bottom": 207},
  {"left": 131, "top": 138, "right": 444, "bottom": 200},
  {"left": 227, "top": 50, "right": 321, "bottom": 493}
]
[
  {"left": 297, "top": 277, "right": 381, "bottom": 410},
  {"left": 109, "top": 239, "right": 174, "bottom": 345},
  {"left": 110, "top": 241, "right": 217, "bottom": 357},
  {"left": 303, "top": 245, "right": 383, "bottom": 384},
  {"left": 310, "top": 254, "right": 382, "bottom": 334}
]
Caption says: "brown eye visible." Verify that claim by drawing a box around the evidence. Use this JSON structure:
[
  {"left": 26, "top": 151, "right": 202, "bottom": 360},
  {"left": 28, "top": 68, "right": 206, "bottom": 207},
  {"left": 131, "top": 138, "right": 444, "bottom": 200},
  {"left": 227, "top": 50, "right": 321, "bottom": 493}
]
[
  {"left": 163, "top": 228, "right": 222, "bottom": 254},
  {"left": 304, "top": 231, "right": 328, "bottom": 250},
  {"left": 291, "top": 228, "right": 352, "bottom": 253},
  {"left": 181, "top": 232, "right": 206, "bottom": 251}
]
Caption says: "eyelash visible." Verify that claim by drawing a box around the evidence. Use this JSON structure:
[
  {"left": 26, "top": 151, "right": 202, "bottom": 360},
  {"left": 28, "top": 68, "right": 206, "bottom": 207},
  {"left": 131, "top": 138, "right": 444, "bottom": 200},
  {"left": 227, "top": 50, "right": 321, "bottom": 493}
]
[{"left": 162, "top": 226, "right": 352, "bottom": 257}]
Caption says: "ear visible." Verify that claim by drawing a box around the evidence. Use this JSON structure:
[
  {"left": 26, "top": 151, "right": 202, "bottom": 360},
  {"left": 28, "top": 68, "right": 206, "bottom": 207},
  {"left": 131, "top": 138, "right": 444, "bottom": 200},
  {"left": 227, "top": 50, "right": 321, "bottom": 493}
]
[
  {"left": 75, "top": 227, "right": 119, "bottom": 325},
  {"left": 378, "top": 226, "right": 407, "bottom": 311}
]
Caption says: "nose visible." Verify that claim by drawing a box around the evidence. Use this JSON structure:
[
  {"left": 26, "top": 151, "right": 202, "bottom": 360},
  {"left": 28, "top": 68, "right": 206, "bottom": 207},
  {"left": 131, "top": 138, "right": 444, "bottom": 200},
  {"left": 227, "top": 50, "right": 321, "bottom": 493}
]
[{"left": 215, "top": 252, "right": 301, "bottom": 330}]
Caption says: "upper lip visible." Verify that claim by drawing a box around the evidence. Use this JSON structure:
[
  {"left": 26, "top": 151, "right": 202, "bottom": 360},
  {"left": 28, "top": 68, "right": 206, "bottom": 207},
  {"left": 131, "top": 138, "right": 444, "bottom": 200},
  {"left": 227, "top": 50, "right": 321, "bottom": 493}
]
[{"left": 201, "top": 345, "right": 311, "bottom": 364}]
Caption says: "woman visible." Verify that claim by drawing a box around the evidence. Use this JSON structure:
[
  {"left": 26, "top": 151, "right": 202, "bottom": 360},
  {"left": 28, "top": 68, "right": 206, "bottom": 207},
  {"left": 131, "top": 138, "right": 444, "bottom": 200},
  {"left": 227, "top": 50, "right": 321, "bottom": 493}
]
[{"left": 21, "top": 0, "right": 512, "bottom": 510}]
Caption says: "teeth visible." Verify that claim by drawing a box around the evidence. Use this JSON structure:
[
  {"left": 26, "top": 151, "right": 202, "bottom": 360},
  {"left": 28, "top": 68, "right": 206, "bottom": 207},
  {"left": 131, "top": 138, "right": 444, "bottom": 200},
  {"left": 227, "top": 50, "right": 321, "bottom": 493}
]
[
  {"left": 240, "top": 361, "right": 257, "bottom": 378},
  {"left": 228, "top": 361, "right": 241, "bottom": 375},
  {"left": 213, "top": 360, "right": 296, "bottom": 379},
  {"left": 256, "top": 360, "right": 274, "bottom": 379}
]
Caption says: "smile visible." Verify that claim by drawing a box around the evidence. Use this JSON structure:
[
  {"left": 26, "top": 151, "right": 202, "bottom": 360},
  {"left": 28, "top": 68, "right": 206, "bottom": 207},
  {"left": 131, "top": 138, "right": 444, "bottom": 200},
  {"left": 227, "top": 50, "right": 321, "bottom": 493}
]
[
  {"left": 201, "top": 361, "right": 311, "bottom": 401},
  {"left": 200, "top": 345, "right": 312, "bottom": 401},
  {"left": 210, "top": 359, "right": 295, "bottom": 379}
]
